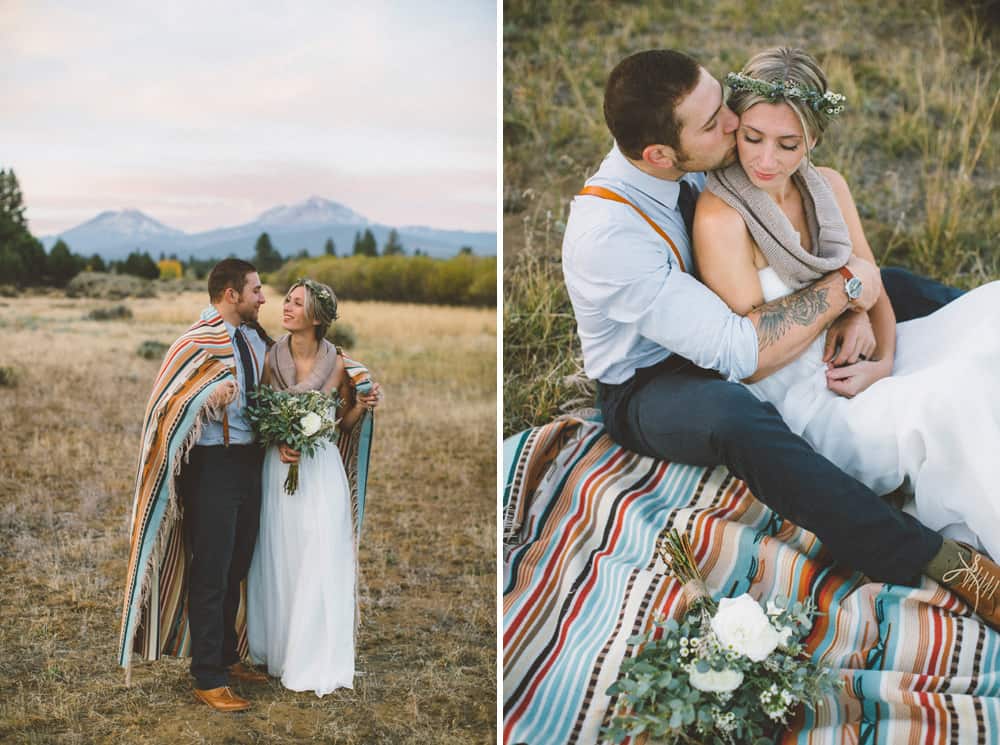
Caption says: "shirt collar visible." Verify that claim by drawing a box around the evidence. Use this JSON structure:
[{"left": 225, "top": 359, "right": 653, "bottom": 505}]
[
  {"left": 600, "top": 142, "right": 699, "bottom": 209},
  {"left": 222, "top": 318, "right": 240, "bottom": 339}
]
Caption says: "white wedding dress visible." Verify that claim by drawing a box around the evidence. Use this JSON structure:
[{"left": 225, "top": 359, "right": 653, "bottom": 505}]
[
  {"left": 745, "top": 267, "right": 1000, "bottom": 560},
  {"left": 247, "top": 435, "right": 356, "bottom": 696}
]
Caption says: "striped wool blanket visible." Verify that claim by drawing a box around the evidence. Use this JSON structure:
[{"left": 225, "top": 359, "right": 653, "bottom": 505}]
[
  {"left": 503, "top": 414, "right": 1000, "bottom": 745},
  {"left": 118, "top": 306, "right": 375, "bottom": 672}
]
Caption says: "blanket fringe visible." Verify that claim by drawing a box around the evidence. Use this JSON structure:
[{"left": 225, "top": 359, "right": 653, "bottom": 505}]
[{"left": 123, "top": 381, "right": 224, "bottom": 669}]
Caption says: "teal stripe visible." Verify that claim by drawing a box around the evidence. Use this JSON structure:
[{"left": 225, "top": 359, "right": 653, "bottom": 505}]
[{"left": 119, "top": 383, "right": 215, "bottom": 666}]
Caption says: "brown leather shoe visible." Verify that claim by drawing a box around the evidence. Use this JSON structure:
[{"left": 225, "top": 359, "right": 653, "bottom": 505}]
[
  {"left": 228, "top": 662, "right": 269, "bottom": 683},
  {"left": 193, "top": 686, "right": 251, "bottom": 712},
  {"left": 938, "top": 543, "right": 1000, "bottom": 631}
]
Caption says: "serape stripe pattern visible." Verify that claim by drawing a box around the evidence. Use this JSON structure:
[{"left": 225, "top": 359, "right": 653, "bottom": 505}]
[
  {"left": 119, "top": 306, "right": 375, "bottom": 669},
  {"left": 118, "top": 307, "right": 236, "bottom": 667},
  {"left": 503, "top": 415, "right": 1000, "bottom": 745}
]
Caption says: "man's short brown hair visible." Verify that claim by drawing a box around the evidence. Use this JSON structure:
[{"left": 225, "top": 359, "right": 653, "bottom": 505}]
[
  {"left": 208, "top": 258, "right": 258, "bottom": 302},
  {"left": 603, "top": 50, "right": 702, "bottom": 160}
]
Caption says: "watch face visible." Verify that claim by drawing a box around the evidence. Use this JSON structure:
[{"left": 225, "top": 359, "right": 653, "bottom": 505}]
[{"left": 846, "top": 277, "right": 863, "bottom": 300}]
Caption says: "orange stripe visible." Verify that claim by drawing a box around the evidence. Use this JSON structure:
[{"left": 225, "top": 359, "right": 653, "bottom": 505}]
[{"left": 577, "top": 185, "right": 688, "bottom": 273}]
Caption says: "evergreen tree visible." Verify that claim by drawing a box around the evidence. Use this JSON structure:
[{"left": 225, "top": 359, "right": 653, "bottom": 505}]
[
  {"left": 47, "top": 239, "right": 82, "bottom": 286},
  {"left": 324, "top": 237, "right": 337, "bottom": 256},
  {"left": 122, "top": 250, "right": 159, "bottom": 279},
  {"left": 382, "top": 228, "right": 405, "bottom": 256},
  {"left": 352, "top": 230, "right": 363, "bottom": 256},
  {"left": 360, "top": 228, "right": 378, "bottom": 257},
  {"left": 295, "top": 248, "right": 310, "bottom": 259},
  {"left": 253, "top": 232, "right": 284, "bottom": 272},
  {"left": 0, "top": 168, "right": 45, "bottom": 286},
  {"left": 459, "top": 245, "right": 474, "bottom": 255},
  {"left": 88, "top": 253, "right": 107, "bottom": 272},
  {"left": 0, "top": 169, "right": 27, "bottom": 230}
]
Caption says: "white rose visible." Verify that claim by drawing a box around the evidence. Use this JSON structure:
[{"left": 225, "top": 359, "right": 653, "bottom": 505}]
[
  {"left": 710, "top": 594, "right": 782, "bottom": 662},
  {"left": 688, "top": 666, "right": 743, "bottom": 693},
  {"left": 299, "top": 412, "right": 323, "bottom": 436}
]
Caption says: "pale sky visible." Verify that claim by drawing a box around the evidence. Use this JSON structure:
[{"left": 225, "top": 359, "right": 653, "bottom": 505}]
[{"left": 2, "top": 0, "right": 498, "bottom": 235}]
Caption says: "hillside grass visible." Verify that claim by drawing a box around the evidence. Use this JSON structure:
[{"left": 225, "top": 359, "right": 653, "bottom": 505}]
[
  {"left": 503, "top": 0, "right": 999, "bottom": 437},
  {"left": 0, "top": 289, "right": 496, "bottom": 744}
]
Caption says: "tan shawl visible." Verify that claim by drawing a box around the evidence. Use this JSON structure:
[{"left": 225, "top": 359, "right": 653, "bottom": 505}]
[
  {"left": 705, "top": 161, "right": 853, "bottom": 290},
  {"left": 266, "top": 334, "right": 339, "bottom": 392}
]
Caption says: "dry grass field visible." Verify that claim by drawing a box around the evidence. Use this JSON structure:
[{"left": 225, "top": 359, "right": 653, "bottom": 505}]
[{"left": 0, "top": 286, "right": 496, "bottom": 744}]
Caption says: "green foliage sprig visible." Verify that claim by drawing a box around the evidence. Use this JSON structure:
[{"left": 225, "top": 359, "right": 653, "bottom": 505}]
[
  {"left": 603, "top": 530, "right": 843, "bottom": 745},
  {"left": 725, "top": 72, "right": 846, "bottom": 116},
  {"left": 246, "top": 385, "right": 342, "bottom": 493}
]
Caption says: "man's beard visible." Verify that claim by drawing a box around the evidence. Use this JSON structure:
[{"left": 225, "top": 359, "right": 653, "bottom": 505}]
[
  {"left": 675, "top": 143, "right": 737, "bottom": 173},
  {"left": 236, "top": 303, "right": 259, "bottom": 324}
]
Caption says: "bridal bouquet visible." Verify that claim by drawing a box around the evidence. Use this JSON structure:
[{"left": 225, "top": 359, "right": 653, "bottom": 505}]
[
  {"left": 246, "top": 385, "right": 342, "bottom": 494},
  {"left": 603, "top": 531, "right": 842, "bottom": 745}
]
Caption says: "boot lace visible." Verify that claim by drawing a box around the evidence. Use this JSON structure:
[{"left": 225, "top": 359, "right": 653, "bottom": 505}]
[{"left": 942, "top": 551, "right": 1000, "bottom": 614}]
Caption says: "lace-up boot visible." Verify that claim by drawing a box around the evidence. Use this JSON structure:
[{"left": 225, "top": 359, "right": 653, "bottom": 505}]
[{"left": 933, "top": 541, "right": 1000, "bottom": 631}]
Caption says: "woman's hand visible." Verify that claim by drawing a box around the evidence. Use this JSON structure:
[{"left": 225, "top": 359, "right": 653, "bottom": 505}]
[
  {"left": 356, "top": 382, "right": 382, "bottom": 410},
  {"left": 278, "top": 443, "right": 300, "bottom": 464},
  {"left": 826, "top": 358, "right": 891, "bottom": 398},
  {"left": 823, "top": 311, "right": 876, "bottom": 366}
]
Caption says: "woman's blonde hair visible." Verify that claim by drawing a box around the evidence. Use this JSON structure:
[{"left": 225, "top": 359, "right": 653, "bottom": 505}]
[{"left": 727, "top": 47, "right": 837, "bottom": 152}]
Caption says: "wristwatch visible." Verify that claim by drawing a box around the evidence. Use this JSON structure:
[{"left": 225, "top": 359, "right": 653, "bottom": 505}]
[{"left": 839, "top": 266, "right": 863, "bottom": 301}]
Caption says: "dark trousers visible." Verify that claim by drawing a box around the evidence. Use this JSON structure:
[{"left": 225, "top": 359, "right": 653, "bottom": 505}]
[
  {"left": 180, "top": 444, "right": 263, "bottom": 690},
  {"left": 600, "top": 267, "right": 964, "bottom": 586}
]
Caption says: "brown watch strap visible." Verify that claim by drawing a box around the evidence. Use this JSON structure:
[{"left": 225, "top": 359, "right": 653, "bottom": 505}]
[{"left": 838, "top": 266, "right": 854, "bottom": 281}]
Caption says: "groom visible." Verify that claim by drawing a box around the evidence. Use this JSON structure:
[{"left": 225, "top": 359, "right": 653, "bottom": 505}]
[
  {"left": 180, "top": 258, "right": 272, "bottom": 709},
  {"left": 118, "top": 258, "right": 270, "bottom": 713},
  {"left": 561, "top": 49, "right": 1000, "bottom": 629}
]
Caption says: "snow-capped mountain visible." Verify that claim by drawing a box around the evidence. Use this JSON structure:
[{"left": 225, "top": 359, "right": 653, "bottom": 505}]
[
  {"left": 255, "top": 196, "right": 368, "bottom": 227},
  {"left": 53, "top": 208, "right": 185, "bottom": 248},
  {"left": 40, "top": 197, "right": 495, "bottom": 260}
]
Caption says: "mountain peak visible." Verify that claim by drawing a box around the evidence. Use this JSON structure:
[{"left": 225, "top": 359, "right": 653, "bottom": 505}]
[
  {"left": 80, "top": 208, "right": 185, "bottom": 237},
  {"left": 255, "top": 197, "right": 369, "bottom": 227}
]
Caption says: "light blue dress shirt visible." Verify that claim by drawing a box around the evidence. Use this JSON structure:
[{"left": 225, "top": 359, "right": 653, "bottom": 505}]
[
  {"left": 197, "top": 318, "right": 267, "bottom": 446},
  {"left": 562, "top": 144, "right": 759, "bottom": 385}
]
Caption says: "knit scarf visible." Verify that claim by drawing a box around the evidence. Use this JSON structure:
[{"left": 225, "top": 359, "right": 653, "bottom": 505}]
[
  {"left": 266, "top": 334, "right": 339, "bottom": 393},
  {"left": 264, "top": 334, "right": 374, "bottom": 539},
  {"left": 705, "top": 161, "right": 853, "bottom": 290}
]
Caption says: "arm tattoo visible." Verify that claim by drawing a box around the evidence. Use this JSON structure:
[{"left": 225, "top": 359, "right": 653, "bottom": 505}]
[{"left": 755, "top": 284, "right": 831, "bottom": 350}]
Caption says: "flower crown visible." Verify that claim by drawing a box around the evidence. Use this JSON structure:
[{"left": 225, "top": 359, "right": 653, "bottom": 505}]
[
  {"left": 725, "top": 72, "right": 846, "bottom": 116},
  {"left": 293, "top": 277, "right": 339, "bottom": 322}
]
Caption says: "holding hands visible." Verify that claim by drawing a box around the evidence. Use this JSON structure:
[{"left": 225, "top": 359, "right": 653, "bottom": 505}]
[
  {"left": 824, "top": 311, "right": 891, "bottom": 398},
  {"left": 823, "top": 311, "right": 876, "bottom": 367},
  {"left": 825, "top": 357, "right": 892, "bottom": 398}
]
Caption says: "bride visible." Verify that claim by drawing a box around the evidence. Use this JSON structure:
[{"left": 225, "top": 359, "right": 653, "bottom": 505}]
[
  {"left": 693, "top": 48, "right": 1000, "bottom": 597},
  {"left": 247, "top": 278, "right": 381, "bottom": 695}
]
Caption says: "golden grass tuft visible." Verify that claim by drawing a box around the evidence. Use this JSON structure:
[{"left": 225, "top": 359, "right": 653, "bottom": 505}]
[{"left": 0, "top": 289, "right": 496, "bottom": 744}]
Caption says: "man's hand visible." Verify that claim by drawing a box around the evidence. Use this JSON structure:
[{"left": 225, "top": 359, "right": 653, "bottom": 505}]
[
  {"left": 823, "top": 311, "right": 876, "bottom": 366},
  {"left": 826, "top": 358, "right": 891, "bottom": 398},
  {"left": 844, "top": 255, "right": 882, "bottom": 311},
  {"left": 207, "top": 379, "right": 238, "bottom": 409},
  {"left": 278, "top": 444, "right": 300, "bottom": 464}
]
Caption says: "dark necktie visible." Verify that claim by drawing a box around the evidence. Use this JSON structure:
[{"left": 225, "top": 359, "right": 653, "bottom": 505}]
[
  {"left": 677, "top": 180, "right": 697, "bottom": 239},
  {"left": 233, "top": 327, "right": 257, "bottom": 408}
]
